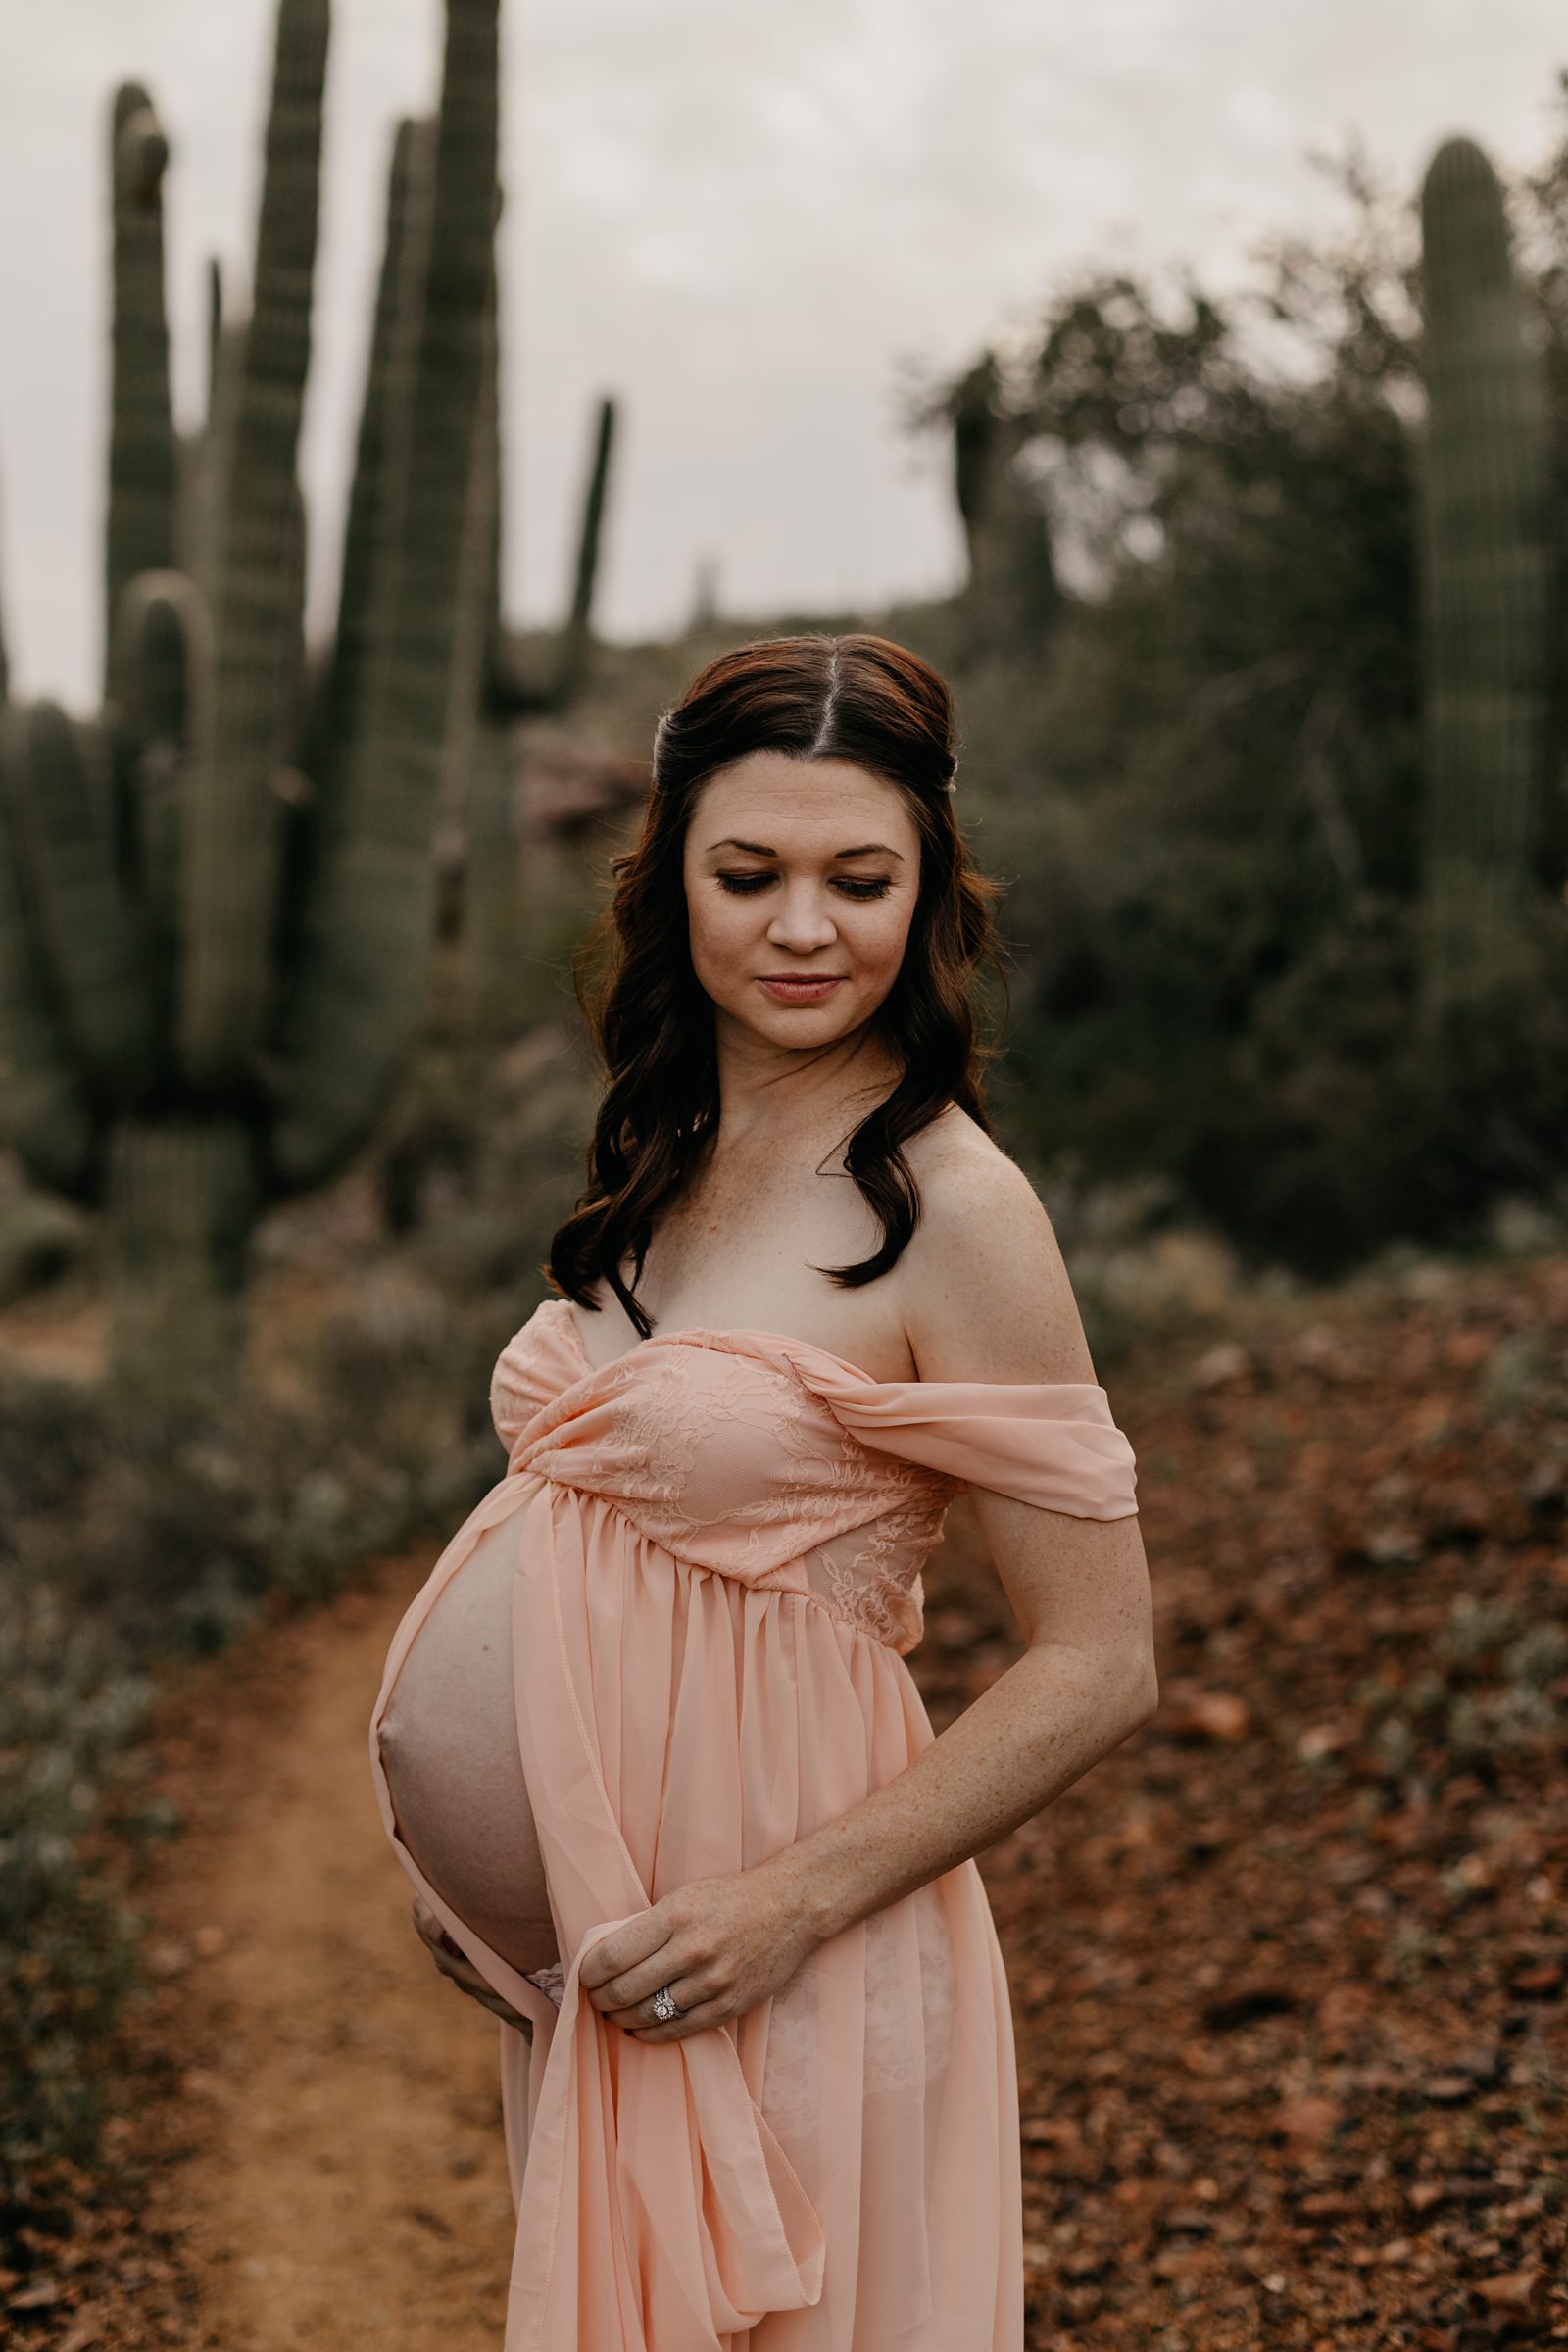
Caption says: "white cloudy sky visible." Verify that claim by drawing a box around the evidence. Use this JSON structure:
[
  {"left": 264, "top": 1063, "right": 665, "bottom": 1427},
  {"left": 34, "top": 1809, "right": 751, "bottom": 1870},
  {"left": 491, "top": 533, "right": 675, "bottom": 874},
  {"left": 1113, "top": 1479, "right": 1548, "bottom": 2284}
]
[{"left": 2, "top": 0, "right": 1566, "bottom": 705}]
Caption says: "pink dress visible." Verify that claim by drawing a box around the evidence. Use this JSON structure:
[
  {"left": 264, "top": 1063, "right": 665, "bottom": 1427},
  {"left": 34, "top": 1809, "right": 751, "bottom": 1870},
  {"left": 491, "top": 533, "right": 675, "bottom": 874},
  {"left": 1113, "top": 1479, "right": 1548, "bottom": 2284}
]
[{"left": 368, "top": 1298, "right": 1139, "bottom": 2351}]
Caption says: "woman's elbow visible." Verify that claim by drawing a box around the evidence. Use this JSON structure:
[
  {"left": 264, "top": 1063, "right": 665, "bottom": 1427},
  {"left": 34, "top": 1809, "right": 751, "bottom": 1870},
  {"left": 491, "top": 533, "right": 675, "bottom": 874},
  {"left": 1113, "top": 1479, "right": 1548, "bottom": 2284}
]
[{"left": 1117, "top": 1648, "right": 1160, "bottom": 1734}]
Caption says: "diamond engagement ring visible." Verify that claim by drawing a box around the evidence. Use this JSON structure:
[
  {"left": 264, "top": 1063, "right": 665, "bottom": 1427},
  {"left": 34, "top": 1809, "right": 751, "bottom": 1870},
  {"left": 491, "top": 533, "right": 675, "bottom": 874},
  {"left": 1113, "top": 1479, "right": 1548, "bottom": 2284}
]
[{"left": 650, "top": 1984, "right": 682, "bottom": 2023}]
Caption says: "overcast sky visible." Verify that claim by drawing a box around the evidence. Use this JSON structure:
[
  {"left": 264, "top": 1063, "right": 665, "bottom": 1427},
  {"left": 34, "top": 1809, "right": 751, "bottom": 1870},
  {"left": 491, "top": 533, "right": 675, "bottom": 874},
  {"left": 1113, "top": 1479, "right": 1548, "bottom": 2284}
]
[{"left": 3, "top": 0, "right": 1566, "bottom": 706}]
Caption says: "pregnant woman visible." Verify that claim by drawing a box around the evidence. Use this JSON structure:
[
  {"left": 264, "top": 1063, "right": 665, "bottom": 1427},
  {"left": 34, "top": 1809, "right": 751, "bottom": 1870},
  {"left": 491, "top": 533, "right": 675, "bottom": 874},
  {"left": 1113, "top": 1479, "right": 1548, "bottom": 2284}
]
[{"left": 368, "top": 632, "right": 1155, "bottom": 2350}]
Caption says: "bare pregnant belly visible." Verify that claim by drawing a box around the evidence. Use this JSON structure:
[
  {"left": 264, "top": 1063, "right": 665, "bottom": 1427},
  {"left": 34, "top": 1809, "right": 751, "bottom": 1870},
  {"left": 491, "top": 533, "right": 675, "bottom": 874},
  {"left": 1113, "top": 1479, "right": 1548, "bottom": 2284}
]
[{"left": 377, "top": 1522, "right": 559, "bottom": 1979}]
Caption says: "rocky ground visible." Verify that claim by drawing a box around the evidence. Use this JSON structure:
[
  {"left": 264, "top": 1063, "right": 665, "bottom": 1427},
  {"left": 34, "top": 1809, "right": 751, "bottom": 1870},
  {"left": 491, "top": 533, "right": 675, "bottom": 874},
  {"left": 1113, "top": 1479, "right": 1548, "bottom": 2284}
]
[{"left": 6, "top": 1247, "right": 1566, "bottom": 2349}]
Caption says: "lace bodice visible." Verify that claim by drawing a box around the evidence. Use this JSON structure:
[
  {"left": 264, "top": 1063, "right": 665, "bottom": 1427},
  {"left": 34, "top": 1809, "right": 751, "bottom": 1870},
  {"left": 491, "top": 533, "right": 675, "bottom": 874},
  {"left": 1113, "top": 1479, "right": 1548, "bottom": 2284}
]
[{"left": 487, "top": 1299, "right": 1138, "bottom": 1655}]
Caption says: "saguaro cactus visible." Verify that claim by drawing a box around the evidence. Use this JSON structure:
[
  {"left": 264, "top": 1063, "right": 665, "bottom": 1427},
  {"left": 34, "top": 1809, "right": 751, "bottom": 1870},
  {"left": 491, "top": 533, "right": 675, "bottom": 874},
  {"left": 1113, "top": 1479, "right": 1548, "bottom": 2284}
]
[
  {"left": 0, "top": 0, "right": 618, "bottom": 1417},
  {"left": 1416, "top": 136, "right": 1550, "bottom": 997},
  {"left": 949, "top": 349, "right": 1059, "bottom": 664}
]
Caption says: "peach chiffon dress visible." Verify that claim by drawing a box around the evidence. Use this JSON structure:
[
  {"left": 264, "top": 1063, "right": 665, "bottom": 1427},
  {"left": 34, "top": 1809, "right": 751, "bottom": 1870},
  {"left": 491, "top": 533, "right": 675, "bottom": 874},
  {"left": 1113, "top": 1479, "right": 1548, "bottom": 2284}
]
[{"left": 368, "top": 1297, "right": 1139, "bottom": 2351}]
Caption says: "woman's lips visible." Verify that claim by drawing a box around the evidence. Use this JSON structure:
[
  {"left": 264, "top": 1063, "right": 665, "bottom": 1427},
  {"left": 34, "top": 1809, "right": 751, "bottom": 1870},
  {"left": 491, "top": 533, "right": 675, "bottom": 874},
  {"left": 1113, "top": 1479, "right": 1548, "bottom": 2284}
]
[{"left": 756, "top": 976, "right": 846, "bottom": 1003}]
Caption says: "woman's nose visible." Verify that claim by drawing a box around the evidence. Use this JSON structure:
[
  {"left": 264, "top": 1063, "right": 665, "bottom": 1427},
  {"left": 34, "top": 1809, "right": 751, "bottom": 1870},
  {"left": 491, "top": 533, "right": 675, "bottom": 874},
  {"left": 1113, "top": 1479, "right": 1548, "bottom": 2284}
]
[{"left": 765, "top": 887, "right": 838, "bottom": 953}]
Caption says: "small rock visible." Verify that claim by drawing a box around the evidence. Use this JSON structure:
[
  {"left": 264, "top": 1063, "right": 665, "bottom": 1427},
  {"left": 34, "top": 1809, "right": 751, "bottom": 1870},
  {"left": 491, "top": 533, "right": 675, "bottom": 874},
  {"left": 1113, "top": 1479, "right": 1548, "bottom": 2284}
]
[
  {"left": 1475, "top": 2265, "right": 1541, "bottom": 2312},
  {"left": 1365, "top": 1524, "right": 1422, "bottom": 1565},
  {"left": 7, "top": 2279, "right": 61, "bottom": 2311},
  {"left": 1276, "top": 2094, "right": 1341, "bottom": 2157},
  {"left": 1152, "top": 2245, "right": 1210, "bottom": 2280},
  {"left": 1160, "top": 2208, "right": 1213, "bottom": 2237},
  {"left": 1421, "top": 2073, "right": 1475, "bottom": 2105},
  {"left": 1522, "top": 1462, "right": 1564, "bottom": 1512},
  {"left": 1427, "top": 1484, "right": 1492, "bottom": 1543},
  {"left": 1508, "top": 1960, "right": 1563, "bottom": 1998},
  {"left": 1203, "top": 1984, "right": 1297, "bottom": 2033},
  {"left": 1316, "top": 1982, "right": 1374, "bottom": 2036},
  {"left": 1163, "top": 1689, "right": 1251, "bottom": 1742},
  {"left": 1191, "top": 1342, "right": 1252, "bottom": 1392},
  {"left": 1298, "top": 1721, "right": 1351, "bottom": 1762}
]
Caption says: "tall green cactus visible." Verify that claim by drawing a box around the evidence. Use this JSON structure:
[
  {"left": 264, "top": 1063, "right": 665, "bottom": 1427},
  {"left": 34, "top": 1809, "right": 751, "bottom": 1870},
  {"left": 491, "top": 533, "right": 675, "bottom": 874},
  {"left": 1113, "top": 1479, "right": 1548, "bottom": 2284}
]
[
  {"left": 179, "top": 0, "right": 329, "bottom": 1084},
  {"left": 0, "top": 0, "right": 619, "bottom": 1415},
  {"left": 1417, "top": 136, "right": 1550, "bottom": 997},
  {"left": 106, "top": 84, "right": 176, "bottom": 690},
  {"left": 270, "top": 0, "right": 501, "bottom": 1183}
]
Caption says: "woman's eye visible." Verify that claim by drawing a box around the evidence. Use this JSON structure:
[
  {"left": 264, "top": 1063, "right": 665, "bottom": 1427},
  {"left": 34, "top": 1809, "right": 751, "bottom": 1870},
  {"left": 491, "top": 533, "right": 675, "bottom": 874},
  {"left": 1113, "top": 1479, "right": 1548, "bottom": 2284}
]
[{"left": 714, "top": 874, "right": 893, "bottom": 900}]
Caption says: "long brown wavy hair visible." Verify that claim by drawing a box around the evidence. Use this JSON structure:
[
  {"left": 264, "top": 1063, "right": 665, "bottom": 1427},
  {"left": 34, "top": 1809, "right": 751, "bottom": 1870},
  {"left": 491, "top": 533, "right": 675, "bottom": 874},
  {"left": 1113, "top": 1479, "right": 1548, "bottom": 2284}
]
[{"left": 546, "top": 633, "right": 1007, "bottom": 1336}]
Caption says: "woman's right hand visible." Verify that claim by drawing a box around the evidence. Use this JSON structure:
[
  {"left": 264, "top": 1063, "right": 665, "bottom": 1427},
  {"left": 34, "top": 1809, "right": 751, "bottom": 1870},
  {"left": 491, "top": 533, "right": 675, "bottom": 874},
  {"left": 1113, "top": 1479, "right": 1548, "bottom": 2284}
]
[{"left": 411, "top": 1891, "right": 532, "bottom": 2034}]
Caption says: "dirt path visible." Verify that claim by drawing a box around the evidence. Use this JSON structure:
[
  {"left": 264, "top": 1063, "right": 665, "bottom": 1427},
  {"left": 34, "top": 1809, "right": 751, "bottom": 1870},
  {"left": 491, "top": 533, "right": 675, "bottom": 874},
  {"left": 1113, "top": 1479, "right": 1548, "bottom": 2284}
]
[{"left": 130, "top": 1549, "right": 516, "bottom": 2350}]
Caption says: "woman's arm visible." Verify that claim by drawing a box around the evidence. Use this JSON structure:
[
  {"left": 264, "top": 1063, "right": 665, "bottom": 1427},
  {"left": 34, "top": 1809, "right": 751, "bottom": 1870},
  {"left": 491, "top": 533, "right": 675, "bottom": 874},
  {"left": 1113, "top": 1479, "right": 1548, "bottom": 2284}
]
[
  {"left": 777, "top": 1139, "right": 1156, "bottom": 1939},
  {"left": 583, "top": 1141, "right": 1158, "bottom": 2039}
]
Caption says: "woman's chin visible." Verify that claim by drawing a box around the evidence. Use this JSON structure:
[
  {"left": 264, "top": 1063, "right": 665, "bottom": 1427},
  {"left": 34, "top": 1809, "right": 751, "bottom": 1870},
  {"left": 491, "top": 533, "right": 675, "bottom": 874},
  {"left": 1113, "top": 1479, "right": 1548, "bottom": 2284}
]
[{"left": 730, "top": 1001, "right": 862, "bottom": 1050}]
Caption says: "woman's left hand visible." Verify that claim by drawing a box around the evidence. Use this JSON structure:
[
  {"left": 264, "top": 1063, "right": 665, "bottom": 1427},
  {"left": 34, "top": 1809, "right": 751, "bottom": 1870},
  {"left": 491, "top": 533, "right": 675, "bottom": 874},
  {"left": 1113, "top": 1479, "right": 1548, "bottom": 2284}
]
[{"left": 579, "top": 1864, "right": 817, "bottom": 2042}]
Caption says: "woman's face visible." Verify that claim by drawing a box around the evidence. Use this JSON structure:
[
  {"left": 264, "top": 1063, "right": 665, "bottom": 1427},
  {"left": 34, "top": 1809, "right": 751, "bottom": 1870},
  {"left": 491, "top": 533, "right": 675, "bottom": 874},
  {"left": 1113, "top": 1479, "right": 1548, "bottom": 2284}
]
[{"left": 682, "top": 750, "right": 923, "bottom": 1052}]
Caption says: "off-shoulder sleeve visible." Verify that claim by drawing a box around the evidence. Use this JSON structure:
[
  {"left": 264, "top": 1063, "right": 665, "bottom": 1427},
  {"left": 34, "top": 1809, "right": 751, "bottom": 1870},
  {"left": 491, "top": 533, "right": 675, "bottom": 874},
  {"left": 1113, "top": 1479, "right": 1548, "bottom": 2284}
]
[
  {"left": 783, "top": 1353, "right": 1139, "bottom": 1521},
  {"left": 489, "top": 1301, "right": 584, "bottom": 1448}
]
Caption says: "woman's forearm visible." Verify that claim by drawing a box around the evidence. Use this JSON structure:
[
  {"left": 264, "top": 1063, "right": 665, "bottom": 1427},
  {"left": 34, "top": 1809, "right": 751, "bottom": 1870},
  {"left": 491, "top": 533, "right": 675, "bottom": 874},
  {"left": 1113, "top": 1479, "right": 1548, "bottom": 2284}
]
[{"left": 760, "top": 1639, "right": 1157, "bottom": 1947}]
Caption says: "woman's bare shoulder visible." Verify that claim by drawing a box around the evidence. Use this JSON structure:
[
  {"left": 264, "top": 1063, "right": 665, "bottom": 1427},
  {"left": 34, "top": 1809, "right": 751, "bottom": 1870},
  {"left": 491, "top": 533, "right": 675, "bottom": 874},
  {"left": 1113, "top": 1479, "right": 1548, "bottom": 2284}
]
[
  {"left": 897, "top": 1108, "right": 1097, "bottom": 1384},
  {"left": 900, "top": 1103, "right": 1043, "bottom": 1219}
]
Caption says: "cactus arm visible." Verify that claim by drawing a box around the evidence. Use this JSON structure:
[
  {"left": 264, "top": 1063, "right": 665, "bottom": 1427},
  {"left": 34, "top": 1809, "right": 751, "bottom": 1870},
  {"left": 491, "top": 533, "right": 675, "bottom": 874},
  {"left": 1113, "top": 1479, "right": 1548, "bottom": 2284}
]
[
  {"left": 433, "top": 250, "right": 501, "bottom": 875},
  {"left": 270, "top": 0, "right": 500, "bottom": 1191},
  {"left": 302, "top": 116, "right": 431, "bottom": 836},
  {"left": 178, "top": 0, "right": 329, "bottom": 1088},
  {"left": 1418, "top": 136, "right": 1550, "bottom": 982},
  {"left": 546, "top": 394, "right": 617, "bottom": 707},
  {"left": 109, "top": 569, "right": 209, "bottom": 1049},
  {"left": 0, "top": 712, "right": 97, "bottom": 1196},
  {"left": 487, "top": 391, "right": 619, "bottom": 718},
  {"left": 205, "top": 256, "right": 223, "bottom": 425},
  {"left": 3, "top": 703, "right": 159, "bottom": 1100},
  {"left": 105, "top": 84, "right": 176, "bottom": 698}
]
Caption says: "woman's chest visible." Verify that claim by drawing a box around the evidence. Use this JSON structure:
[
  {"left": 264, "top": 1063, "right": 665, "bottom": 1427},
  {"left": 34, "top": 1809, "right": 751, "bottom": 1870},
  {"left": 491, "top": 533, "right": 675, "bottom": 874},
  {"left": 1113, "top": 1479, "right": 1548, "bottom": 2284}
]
[{"left": 589, "top": 1177, "right": 914, "bottom": 1385}]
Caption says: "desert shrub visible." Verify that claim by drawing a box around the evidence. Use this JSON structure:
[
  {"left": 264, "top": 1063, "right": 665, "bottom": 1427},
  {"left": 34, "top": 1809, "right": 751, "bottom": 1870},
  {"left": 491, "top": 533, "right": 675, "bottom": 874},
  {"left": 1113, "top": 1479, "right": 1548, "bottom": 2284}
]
[{"left": 0, "top": 1581, "right": 155, "bottom": 2222}]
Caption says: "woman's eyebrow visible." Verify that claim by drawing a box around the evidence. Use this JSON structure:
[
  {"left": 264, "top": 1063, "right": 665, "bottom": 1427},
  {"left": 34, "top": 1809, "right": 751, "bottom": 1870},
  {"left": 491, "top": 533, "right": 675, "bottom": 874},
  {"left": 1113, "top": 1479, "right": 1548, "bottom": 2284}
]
[{"left": 704, "top": 836, "right": 906, "bottom": 861}]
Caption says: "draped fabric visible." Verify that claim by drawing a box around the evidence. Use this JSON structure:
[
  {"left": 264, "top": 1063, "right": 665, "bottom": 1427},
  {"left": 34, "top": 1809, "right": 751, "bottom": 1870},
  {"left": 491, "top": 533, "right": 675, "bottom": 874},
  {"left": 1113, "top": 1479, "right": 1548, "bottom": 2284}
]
[{"left": 368, "top": 1298, "right": 1138, "bottom": 2350}]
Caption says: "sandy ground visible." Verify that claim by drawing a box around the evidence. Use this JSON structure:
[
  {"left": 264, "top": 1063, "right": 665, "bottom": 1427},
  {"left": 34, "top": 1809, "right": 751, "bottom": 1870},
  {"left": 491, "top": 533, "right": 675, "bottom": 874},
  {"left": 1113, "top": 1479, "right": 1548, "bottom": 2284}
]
[{"left": 135, "top": 1548, "right": 516, "bottom": 2350}]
